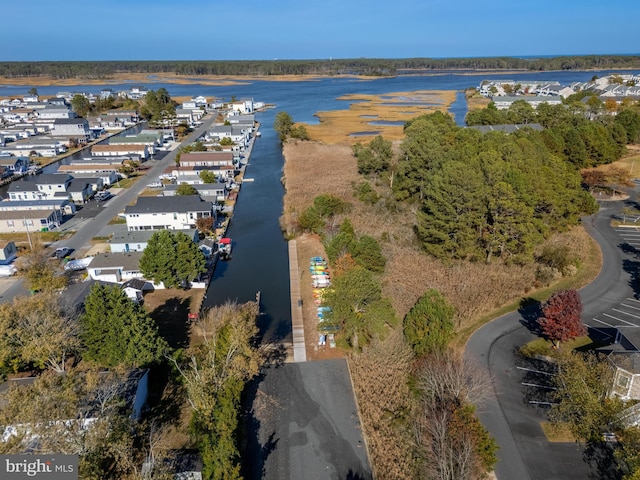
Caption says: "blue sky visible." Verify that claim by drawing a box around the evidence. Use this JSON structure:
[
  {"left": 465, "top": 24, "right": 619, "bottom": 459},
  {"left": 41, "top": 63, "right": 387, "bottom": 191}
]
[{"left": 2, "top": 0, "right": 638, "bottom": 61}]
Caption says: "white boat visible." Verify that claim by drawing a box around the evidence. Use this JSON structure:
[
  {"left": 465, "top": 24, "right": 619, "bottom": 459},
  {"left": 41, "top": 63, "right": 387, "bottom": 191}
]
[
  {"left": 0, "top": 265, "right": 17, "bottom": 276},
  {"left": 64, "top": 257, "right": 94, "bottom": 271}
]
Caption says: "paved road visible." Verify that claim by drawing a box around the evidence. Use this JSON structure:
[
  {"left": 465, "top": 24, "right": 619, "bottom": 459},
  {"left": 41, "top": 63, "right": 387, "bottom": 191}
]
[
  {"left": 1, "top": 117, "right": 216, "bottom": 301},
  {"left": 466, "top": 192, "right": 638, "bottom": 480},
  {"left": 242, "top": 359, "right": 371, "bottom": 480}
]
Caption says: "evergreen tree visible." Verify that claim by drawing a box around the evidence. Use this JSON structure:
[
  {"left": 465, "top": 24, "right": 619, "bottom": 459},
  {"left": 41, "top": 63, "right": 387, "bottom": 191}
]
[
  {"left": 81, "top": 284, "right": 167, "bottom": 367},
  {"left": 140, "top": 230, "right": 206, "bottom": 288},
  {"left": 403, "top": 289, "right": 455, "bottom": 355}
]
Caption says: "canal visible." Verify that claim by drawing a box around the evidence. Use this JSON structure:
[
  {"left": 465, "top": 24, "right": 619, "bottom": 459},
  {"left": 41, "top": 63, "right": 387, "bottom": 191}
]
[{"left": 201, "top": 108, "right": 292, "bottom": 345}]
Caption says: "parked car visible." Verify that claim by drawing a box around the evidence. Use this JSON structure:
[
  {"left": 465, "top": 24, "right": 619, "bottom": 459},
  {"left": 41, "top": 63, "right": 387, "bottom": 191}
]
[
  {"left": 95, "top": 191, "right": 112, "bottom": 201},
  {"left": 53, "top": 247, "right": 72, "bottom": 259}
]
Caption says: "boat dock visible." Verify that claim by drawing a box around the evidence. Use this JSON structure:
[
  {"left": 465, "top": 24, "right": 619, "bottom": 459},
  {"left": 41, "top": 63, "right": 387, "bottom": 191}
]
[{"left": 288, "top": 239, "right": 307, "bottom": 362}]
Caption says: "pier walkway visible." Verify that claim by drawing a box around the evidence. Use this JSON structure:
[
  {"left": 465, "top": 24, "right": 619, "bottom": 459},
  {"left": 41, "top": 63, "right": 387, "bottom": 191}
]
[{"left": 288, "top": 239, "right": 307, "bottom": 362}]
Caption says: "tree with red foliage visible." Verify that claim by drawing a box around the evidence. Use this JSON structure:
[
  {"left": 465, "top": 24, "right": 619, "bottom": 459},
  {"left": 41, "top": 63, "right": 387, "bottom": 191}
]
[{"left": 538, "top": 289, "right": 586, "bottom": 348}]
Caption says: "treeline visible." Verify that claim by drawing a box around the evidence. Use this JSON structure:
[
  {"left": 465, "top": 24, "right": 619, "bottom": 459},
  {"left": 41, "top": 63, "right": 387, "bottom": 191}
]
[
  {"left": 391, "top": 111, "right": 601, "bottom": 263},
  {"left": 2, "top": 55, "right": 640, "bottom": 79},
  {"left": 466, "top": 97, "right": 640, "bottom": 168}
]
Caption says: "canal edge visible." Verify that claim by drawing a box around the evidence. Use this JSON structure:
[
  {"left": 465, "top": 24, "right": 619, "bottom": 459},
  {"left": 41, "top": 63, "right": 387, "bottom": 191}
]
[{"left": 288, "top": 239, "right": 307, "bottom": 362}]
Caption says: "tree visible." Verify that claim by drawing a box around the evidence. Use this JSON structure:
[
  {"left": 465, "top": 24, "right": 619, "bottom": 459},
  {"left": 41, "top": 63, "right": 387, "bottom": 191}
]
[
  {"left": 273, "top": 111, "right": 294, "bottom": 141},
  {"left": 0, "top": 368, "right": 140, "bottom": 478},
  {"left": 413, "top": 351, "right": 496, "bottom": 479},
  {"left": 550, "top": 350, "right": 623, "bottom": 444},
  {"left": 81, "top": 283, "right": 167, "bottom": 367},
  {"left": 176, "top": 183, "right": 199, "bottom": 196},
  {"left": 290, "top": 125, "right": 309, "bottom": 140},
  {"left": 353, "top": 135, "right": 392, "bottom": 176},
  {"left": 1, "top": 292, "right": 80, "bottom": 373},
  {"left": 28, "top": 87, "right": 38, "bottom": 96},
  {"left": 169, "top": 300, "right": 262, "bottom": 480},
  {"left": 195, "top": 216, "right": 214, "bottom": 236},
  {"left": 71, "top": 94, "right": 91, "bottom": 117},
  {"left": 140, "top": 230, "right": 206, "bottom": 288},
  {"left": 538, "top": 289, "right": 586, "bottom": 348},
  {"left": 199, "top": 170, "right": 217, "bottom": 184},
  {"left": 403, "top": 289, "right": 455, "bottom": 356},
  {"left": 323, "top": 266, "right": 396, "bottom": 350},
  {"left": 18, "top": 242, "right": 68, "bottom": 293}
]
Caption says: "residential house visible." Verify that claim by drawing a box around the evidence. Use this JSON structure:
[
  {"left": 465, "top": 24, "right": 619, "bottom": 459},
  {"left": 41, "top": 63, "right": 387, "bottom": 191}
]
[
  {"left": 37, "top": 105, "right": 76, "bottom": 120},
  {"left": 0, "top": 156, "right": 30, "bottom": 174},
  {"left": 2, "top": 137, "right": 67, "bottom": 157},
  {"left": 140, "top": 128, "right": 174, "bottom": 142},
  {"left": 0, "top": 209, "right": 63, "bottom": 233},
  {"left": 7, "top": 173, "right": 73, "bottom": 201},
  {"left": 110, "top": 229, "right": 199, "bottom": 253},
  {"left": 51, "top": 118, "right": 92, "bottom": 143},
  {"left": 68, "top": 177, "right": 101, "bottom": 203},
  {"left": 163, "top": 182, "right": 226, "bottom": 203},
  {"left": 226, "top": 114, "right": 255, "bottom": 128},
  {"left": 86, "top": 251, "right": 144, "bottom": 283},
  {"left": 89, "top": 110, "right": 139, "bottom": 130},
  {"left": 127, "top": 87, "right": 148, "bottom": 100},
  {"left": 175, "top": 108, "right": 195, "bottom": 125},
  {"left": 109, "top": 134, "right": 161, "bottom": 154},
  {"left": 99, "top": 89, "right": 115, "bottom": 100},
  {"left": 179, "top": 151, "right": 235, "bottom": 168},
  {"left": 124, "top": 195, "right": 214, "bottom": 231},
  {"left": 205, "top": 125, "right": 249, "bottom": 146},
  {"left": 229, "top": 99, "right": 254, "bottom": 114},
  {"left": 22, "top": 93, "right": 39, "bottom": 103},
  {"left": 92, "top": 144, "right": 149, "bottom": 160},
  {"left": 57, "top": 166, "right": 119, "bottom": 187},
  {"left": 121, "top": 278, "right": 152, "bottom": 304},
  {"left": 170, "top": 165, "right": 234, "bottom": 182},
  {"left": 490, "top": 95, "right": 563, "bottom": 110},
  {"left": 0, "top": 241, "right": 18, "bottom": 265},
  {"left": 0, "top": 198, "right": 76, "bottom": 215}
]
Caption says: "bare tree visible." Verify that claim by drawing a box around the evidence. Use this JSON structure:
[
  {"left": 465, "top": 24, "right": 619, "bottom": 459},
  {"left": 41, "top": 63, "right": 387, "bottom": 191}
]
[
  {"left": 414, "top": 349, "right": 491, "bottom": 406},
  {"left": 4, "top": 292, "right": 81, "bottom": 373}
]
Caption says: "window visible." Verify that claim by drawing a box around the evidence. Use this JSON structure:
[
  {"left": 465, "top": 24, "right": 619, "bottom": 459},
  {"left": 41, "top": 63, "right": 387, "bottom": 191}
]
[{"left": 7, "top": 221, "right": 13, "bottom": 227}]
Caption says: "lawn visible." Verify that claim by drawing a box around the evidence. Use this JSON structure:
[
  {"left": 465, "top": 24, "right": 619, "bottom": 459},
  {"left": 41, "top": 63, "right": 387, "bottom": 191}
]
[{"left": 144, "top": 288, "right": 205, "bottom": 350}]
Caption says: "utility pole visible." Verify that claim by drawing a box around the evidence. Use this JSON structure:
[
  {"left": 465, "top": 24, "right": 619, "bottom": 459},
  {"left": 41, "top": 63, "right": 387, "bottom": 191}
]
[{"left": 24, "top": 217, "right": 33, "bottom": 250}]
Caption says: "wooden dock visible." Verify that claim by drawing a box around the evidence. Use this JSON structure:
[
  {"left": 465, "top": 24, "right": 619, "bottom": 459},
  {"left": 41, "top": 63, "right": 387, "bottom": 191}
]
[{"left": 288, "top": 240, "right": 307, "bottom": 362}]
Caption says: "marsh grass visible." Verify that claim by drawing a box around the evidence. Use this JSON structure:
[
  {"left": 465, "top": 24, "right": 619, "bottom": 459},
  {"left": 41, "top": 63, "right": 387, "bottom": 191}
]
[{"left": 305, "top": 90, "right": 456, "bottom": 144}]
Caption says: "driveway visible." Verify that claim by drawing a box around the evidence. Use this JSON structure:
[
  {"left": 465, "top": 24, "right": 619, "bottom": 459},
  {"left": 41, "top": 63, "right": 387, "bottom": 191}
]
[
  {"left": 466, "top": 193, "right": 639, "bottom": 480},
  {"left": 241, "top": 359, "right": 371, "bottom": 480}
]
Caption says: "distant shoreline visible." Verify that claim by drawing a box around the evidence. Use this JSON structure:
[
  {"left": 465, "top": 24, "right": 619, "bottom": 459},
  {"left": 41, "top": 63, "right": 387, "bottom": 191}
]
[{"left": 1, "top": 66, "right": 639, "bottom": 89}]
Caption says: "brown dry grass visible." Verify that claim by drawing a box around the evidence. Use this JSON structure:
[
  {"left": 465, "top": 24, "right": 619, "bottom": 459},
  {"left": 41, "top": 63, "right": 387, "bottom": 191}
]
[
  {"left": 305, "top": 90, "right": 456, "bottom": 145},
  {"left": 348, "top": 329, "right": 417, "bottom": 479}
]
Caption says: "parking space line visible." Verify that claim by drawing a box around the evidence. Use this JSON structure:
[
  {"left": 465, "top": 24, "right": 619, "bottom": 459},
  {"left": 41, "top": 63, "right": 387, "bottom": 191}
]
[
  {"left": 603, "top": 312, "right": 639, "bottom": 326},
  {"left": 522, "top": 383, "right": 556, "bottom": 390},
  {"left": 612, "top": 308, "right": 640, "bottom": 320},
  {"left": 517, "top": 366, "right": 554, "bottom": 376},
  {"left": 592, "top": 317, "right": 615, "bottom": 328}
]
